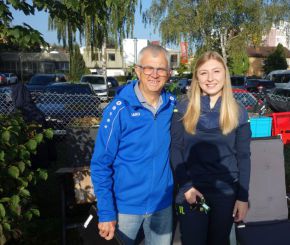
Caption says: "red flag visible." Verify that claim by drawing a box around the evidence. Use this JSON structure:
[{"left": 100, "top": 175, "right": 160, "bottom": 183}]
[{"left": 180, "top": 42, "right": 188, "bottom": 64}]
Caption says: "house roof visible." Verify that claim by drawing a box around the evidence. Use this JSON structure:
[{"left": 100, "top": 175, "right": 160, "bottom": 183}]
[{"left": 247, "top": 46, "right": 290, "bottom": 58}]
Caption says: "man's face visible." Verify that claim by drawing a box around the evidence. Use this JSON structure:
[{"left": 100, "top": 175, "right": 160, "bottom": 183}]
[{"left": 135, "top": 51, "right": 170, "bottom": 95}]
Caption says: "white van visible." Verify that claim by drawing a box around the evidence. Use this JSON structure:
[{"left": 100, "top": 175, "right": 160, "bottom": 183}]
[
  {"left": 80, "top": 75, "right": 108, "bottom": 100},
  {"left": 265, "top": 70, "right": 290, "bottom": 88}
]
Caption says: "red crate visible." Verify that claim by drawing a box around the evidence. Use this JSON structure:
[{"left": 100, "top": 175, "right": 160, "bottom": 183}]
[{"left": 271, "top": 112, "right": 290, "bottom": 144}]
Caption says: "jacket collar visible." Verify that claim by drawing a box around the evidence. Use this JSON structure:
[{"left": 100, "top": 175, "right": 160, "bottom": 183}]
[
  {"left": 117, "top": 80, "right": 175, "bottom": 109},
  {"left": 201, "top": 95, "right": 221, "bottom": 112}
]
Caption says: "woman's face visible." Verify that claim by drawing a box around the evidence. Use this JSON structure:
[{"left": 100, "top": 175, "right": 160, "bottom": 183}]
[{"left": 196, "top": 59, "right": 225, "bottom": 98}]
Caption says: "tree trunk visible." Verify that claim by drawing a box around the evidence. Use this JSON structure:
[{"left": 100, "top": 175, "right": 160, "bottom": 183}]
[{"left": 220, "top": 31, "right": 228, "bottom": 64}]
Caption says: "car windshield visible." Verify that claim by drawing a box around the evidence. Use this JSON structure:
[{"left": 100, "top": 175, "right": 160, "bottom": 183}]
[
  {"left": 81, "top": 76, "right": 105, "bottom": 84},
  {"left": 44, "top": 85, "right": 93, "bottom": 94},
  {"left": 28, "top": 75, "right": 55, "bottom": 85},
  {"left": 231, "top": 77, "right": 245, "bottom": 86}
]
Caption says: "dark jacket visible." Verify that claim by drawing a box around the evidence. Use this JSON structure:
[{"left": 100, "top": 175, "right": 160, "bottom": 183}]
[{"left": 170, "top": 96, "right": 251, "bottom": 203}]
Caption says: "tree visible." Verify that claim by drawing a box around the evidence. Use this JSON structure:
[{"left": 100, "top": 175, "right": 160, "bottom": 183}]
[
  {"left": 263, "top": 43, "right": 288, "bottom": 74},
  {"left": 69, "top": 44, "right": 90, "bottom": 81},
  {"left": 144, "top": 0, "right": 290, "bottom": 63},
  {"left": 0, "top": 0, "right": 82, "bottom": 51}
]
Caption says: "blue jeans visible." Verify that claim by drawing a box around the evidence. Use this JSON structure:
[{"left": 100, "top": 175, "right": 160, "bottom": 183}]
[{"left": 116, "top": 206, "right": 172, "bottom": 245}]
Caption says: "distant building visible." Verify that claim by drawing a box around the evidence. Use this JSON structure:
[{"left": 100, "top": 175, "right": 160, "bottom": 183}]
[
  {"left": 263, "top": 21, "right": 290, "bottom": 50},
  {"left": 0, "top": 51, "right": 69, "bottom": 81},
  {"left": 81, "top": 38, "right": 181, "bottom": 77},
  {"left": 246, "top": 46, "right": 290, "bottom": 77}
]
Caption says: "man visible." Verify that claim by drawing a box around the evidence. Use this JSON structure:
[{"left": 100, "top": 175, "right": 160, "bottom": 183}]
[{"left": 90, "top": 45, "right": 176, "bottom": 244}]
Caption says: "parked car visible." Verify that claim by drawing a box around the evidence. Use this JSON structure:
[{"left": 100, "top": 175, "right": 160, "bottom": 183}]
[
  {"left": 80, "top": 74, "right": 109, "bottom": 100},
  {"left": 231, "top": 75, "right": 247, "bottom": 89},
  {"left": 267, "top": 85, "right": 290, "bottom": 112},
  {"left": 107, "top": 76, "right": 120, "bottom": 97},
  {"left": 26, "top": 73, "right": 67, "bottom": 92},
  {"left": 265, "top": 70, "right": 290, "bottom": 88},
  {"left": 3, "top": 73, "right": 18, "bottom": 84},
  {"left": 245, "top": 79, "right": 275, "bottom": 93},
  {"left": 0, "top": 73, "right": 7, "bottom": 85},
  {"left": 177, "top": 78, "right": 192, "bottom": 94},
  {"left": 35, "top": 82, "right": 100, "bottom": 127}
]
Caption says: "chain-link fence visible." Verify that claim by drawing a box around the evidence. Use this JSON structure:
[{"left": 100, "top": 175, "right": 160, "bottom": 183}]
[{"left": 1, "top": 89, "right": 289, "bottom": 134}]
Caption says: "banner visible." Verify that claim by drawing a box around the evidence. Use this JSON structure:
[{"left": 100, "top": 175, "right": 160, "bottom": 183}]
[{"left": 180, "top": 42, "right": 188, "bottom": 64}]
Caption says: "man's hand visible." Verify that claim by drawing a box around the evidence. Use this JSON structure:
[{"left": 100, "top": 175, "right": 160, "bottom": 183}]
[
  {"left": 233, "top": 200, "right": 248, "bottom": 222},
  {"left": 184, "top": 187, "right": 203, "bottom": 204},
  {"left": 98, "top": 221, "right": 117, "bottom": 240}
]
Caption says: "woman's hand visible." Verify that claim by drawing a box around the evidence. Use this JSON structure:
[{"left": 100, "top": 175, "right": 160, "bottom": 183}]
[
  {"left": 184, "top": 187, "right": 203, "bottom": 204},
  {"left": 233, "top": 200, "right": 248, "bottom": 222}
]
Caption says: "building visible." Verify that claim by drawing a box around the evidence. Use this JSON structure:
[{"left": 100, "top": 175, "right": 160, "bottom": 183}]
[
  {"left": 81, "top": 39, "right": 181, "bottom": 77},
  {"left": 246, "top": 46, "right": 290, "bottom": 77},
  {"left": 0, "top": 51, "right": 69, "bottom": 81},
  {"left": 263, "top": 21, "right": 290, "bottom": 50}
]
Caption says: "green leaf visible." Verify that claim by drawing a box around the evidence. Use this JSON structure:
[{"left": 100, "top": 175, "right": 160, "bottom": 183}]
[
  {"left": 19, "top": 149, "right": 30, "bottom": 160},
  {"left": 3, "top": 223, "right": 10, "bottom": 231},
  {"left": 44, "top": 129, "right": 53, "bottom": 139},
  {"left": 17, "top": 161, "right": 25, "bottom": 173},
  {"left": 0, "top": 197, "right": 10, "bottom": 203},
  {"left": 38, "top": 170, "right": 48, "bottom": 180},
  {"left": 0, "top": 151, "right": 4, "bottom": 162},
  {"left": 20, "top": 189, "right": 30, "bottom": 197},
  {"left": 35, "top": 133, "right": 43, "bottom": 144},
  {"left": 30, "top": 208, "right": 40, "bottom": 217},
  {"left": 10, "top": 195, "right": 20, "bottom": 206},
  {"left": 24, "top": 211, "right": 33, "bottom": 221},
  {"left": 9, "top": 204, "right": 21, "bottom": 216},
  {"left": 1, "top": 130, "right": 10, "bottom": 143},
  {"left": 8, "top": 166, "right": 19, "bottom": 179},
  {"left": 25, "top": 139, "right": 37, "bottom": 151},
  {"left": 0, "top": 203, "right": 5, "bottom": 218}
]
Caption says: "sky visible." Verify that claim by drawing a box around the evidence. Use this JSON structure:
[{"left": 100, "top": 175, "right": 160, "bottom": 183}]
[{"left": 10, "top": 1, "right": 162, "bottom": 46}]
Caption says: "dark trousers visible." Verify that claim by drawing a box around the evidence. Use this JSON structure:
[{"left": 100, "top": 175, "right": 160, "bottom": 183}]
[{"left": 176, "top": 182, "right": 237, "bottom": 245}]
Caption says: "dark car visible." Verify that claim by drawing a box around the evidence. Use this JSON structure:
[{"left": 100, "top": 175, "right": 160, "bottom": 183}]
[
  {"left": 245, "top": 79, "right": 275, "bottom": 93},
  {"left": 177, "top": 78, "right": 192, "bottom": 94},
  {"left": 231, "top": 76, "right": 247, "bottom": 89},
  {"left": 26, "top": 73, "right": 66, "bottom": 92},
  {"left": 267, "top": 86, "right": 290, "bottom": 112},
  {"left": 35, "top": 82, "right": 100, "bottom": 128},
  {"left": 107, "top": 76, "right": 120, "bottom": 97}
]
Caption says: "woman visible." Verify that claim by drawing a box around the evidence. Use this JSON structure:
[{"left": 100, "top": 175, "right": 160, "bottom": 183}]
[{"left": 171, "top": 51, "right": 251, "bottom": 245}]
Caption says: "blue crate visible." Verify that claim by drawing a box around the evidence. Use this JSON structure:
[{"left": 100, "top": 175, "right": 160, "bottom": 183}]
[{"left": 250, "top": 117, "right": 272, "bottom": 138}]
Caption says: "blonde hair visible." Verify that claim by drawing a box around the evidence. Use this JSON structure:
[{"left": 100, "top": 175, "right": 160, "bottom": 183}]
[{"left": 183, "top": 51, "right": 239, "bottom": 135}]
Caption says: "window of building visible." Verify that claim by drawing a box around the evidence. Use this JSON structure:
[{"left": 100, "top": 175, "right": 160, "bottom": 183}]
[
  {"left": 108, "top": 53, "right": 115, "bottom": 61},
  {"left": 170, "top": 54, "right": 178, "bottom": 62}
]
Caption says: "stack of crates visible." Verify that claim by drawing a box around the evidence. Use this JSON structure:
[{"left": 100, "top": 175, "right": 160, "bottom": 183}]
[{"left": 271, "top": 112, "right": 290, "bottom": 144}]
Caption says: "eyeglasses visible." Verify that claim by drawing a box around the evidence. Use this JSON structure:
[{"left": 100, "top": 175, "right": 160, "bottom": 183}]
[{"left": 137, "top": 65, "right": 169, "bottom": 77}]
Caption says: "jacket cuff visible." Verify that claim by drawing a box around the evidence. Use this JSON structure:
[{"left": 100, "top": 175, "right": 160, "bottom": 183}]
[
  {"left": 98, "top": 211, "right": 117, "bottom": 223},
  {"left": 237, "top": 189, "right": 249, "bottom": 202}
]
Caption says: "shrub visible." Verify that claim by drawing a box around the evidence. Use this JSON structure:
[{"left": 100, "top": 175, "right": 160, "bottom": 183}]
[{"left": 0, "top": 113, "right": 53, "bottom": 245}]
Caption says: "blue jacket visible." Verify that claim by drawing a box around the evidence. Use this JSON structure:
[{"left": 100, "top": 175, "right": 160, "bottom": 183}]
[
  {"left": 171, "top": 96, "right": 251, "bottom": 203},
  {"left": 91, "top": 81, "right": 176, "bottom": 222}
]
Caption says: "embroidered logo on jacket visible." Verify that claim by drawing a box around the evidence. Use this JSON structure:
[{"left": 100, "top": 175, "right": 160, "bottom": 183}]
[{"left": 131, "top": 112, "right": 141, "bottom": 117}]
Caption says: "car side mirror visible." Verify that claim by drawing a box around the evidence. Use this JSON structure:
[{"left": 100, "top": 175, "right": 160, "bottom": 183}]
[{"left": 108, "top": 81, "right": 112, "bottom": 88}]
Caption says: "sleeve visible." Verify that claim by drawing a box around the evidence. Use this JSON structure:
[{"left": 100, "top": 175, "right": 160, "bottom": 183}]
[
  {"left": 235, "top": 106, "right": 252, "bottom": 202},
  {"left": 90, "top": 99, "right": 124, "bottom": 222},
  {"left": 170, "top": 110, "right": 193, "bottom": 197}
]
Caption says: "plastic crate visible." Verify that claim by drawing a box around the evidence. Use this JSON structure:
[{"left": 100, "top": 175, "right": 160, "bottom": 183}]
[
  {"left": 271, "top": 112, "right": 290, "bottom": 144},
  {"left": 250, "top": 117, "right": 272, "bottom": 138}
]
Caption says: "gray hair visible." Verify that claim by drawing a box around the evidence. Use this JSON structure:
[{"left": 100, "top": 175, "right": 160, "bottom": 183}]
[{"left": 137, "top": 45, "right": 170, "bottom": 67}]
